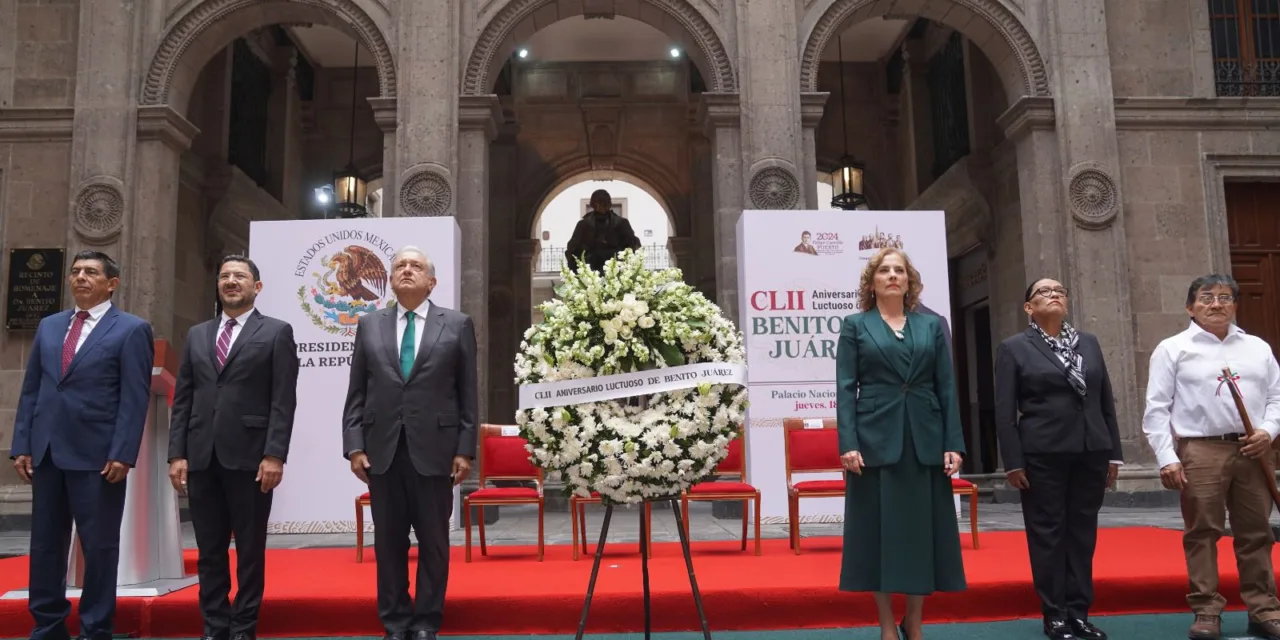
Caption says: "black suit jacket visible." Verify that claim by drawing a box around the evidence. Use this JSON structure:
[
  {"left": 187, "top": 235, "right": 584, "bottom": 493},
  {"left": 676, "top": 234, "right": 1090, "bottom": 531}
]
[
  {"left": 341, "top": 301, "right": 478, "bottom": 477},
  {"left": 994, "top": 328, "right": 1123, "bottom": 471},
  {"left": 169, "top": 309, "right": 300, "bottom": 471}
]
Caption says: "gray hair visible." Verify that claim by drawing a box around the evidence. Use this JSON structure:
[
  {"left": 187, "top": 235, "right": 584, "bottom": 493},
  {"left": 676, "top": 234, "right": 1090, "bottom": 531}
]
[
  {"left": 1185, "top": 274, "right": 1238, "bottom": 306},
  {"left": 393, "top": 245, "right": 435, "bottom": 277}
]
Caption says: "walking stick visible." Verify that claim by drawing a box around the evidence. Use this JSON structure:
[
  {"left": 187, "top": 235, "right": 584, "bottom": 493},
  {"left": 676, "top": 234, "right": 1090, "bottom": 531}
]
[{"left": 1219, "top": 367, "right": 1280, "bottom": 512}]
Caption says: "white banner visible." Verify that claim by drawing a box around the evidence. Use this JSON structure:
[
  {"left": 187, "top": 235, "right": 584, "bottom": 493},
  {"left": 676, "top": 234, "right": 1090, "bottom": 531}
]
[
  {"left": 249, "top": 217, "right": 461, "bottom": 533},
  {"left": 736, "top": 210, "right": 954, "bottom": 523},
  {"left": 517, "top": 362, "right": 747, "bottom": 409}
]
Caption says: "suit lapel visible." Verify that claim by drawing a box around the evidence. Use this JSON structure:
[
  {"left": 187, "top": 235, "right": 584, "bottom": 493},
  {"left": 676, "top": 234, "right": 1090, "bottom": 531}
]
[
  {"left": 409, "top": 302, "right": 445, "bottom": 379},
  {"left": 904, "top": 312, "right": 929, "bottom": 381},
  {"left": 217, "top": 310, "right": 262, "bottom": 375},
  {"left": 48, "top": 310, "right": 72, "bottom": 373},
  {"left": 1025, "top": 328, "right": 1067, "bottom": 373},
  {"left": 205, "top": 318, "right": 221, "bottom": 372},
  {"left": 863, "top": 313, "right": 909, "bottom": 381},
  {"left": 64, "top": 307, "right": 119, "bottom": 380},
  {"left": 378, "top": 306, "right": 401, "bottom": 379}
]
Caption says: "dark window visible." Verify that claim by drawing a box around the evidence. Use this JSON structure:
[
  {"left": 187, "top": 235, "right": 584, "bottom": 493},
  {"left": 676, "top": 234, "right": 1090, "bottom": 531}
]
[
  {"left": 927, "top": 32, "right": 970, "bottom": 179},
  {"left": 1212, "top": 0, "right": 1280, "bottom": 96},
  {"left": 227, "top": 39, "right": 272, "bottom": 187}
]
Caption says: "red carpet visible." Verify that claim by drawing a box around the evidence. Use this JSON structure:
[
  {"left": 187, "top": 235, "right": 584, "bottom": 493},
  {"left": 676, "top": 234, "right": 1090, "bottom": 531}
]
[{"left": 0, "top": 527, "right": 1260, "bottom": 637}]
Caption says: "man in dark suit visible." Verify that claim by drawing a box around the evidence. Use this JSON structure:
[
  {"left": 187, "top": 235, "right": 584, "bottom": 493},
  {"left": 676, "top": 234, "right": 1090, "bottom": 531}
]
[
  {"left": 995, "top": 278, "right": 1123, "bottom": 640},
  {"left": 10, "top": 250, "right": 155, "bottom": 640},
  {"left": 167, "top": 255, "right": 299, "bottom": 640},
  {"left": 342, "top": 245, "right": 478, "bottom": 640}
]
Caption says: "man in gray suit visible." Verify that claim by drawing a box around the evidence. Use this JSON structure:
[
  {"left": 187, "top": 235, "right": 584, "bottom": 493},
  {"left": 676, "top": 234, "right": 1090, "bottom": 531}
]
[{"left": 341, "top": 246, "right": 478, "bottom": 640}]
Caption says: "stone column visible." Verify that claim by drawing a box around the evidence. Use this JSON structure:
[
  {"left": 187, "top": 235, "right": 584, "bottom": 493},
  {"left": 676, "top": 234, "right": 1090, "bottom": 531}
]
[
  {"left": 132, "top": 106, "right": 199, "bottom": 340},
  {"left": 456, "top": 95, "right": 501, "bottom": 422},
  {"left": 698, "top": 93, "right": 744, "bottom": 324},
  {"left": 1044, "top": 0, "right": 1144, "bottom": 464},
  {"left": 668, "top": 236, "right": 694, "bottom": 276},
  {"left": 65, "top": 0, "right": 141, "bottom": 306},
  {"left": 367, "top": 97, "right": 398, "bottom": 216},
  {"left": 394, "top": 0, "right": 458, "bottom": 217},
  {"left": 688, "top": 134, "right": 716, "bottom": 300},
  {"left": 488, "top": 123, "right": 519, "bottom": 423},
  {"left": 800, "top": 92, "right": 829, "bottom": 209},
  {"left": 736, "top": 0, "right": 805, "bottom": 206},
  {"left": 512, "top": 238, "right": 537, "bottom": 345}
]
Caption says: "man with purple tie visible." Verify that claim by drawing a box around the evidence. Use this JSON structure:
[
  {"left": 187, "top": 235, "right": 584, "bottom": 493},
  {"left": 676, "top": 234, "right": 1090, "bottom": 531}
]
[
  {"left": 168, "top": 255, "right": 299, "bottom": 640},
  {"left": 9, "top": 250, "right": 155, "bottom": 640}
]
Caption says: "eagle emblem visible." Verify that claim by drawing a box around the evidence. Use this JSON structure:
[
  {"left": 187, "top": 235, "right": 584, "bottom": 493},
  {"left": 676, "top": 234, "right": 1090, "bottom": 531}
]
[{"left": 297, "top": 245, "right": 390, "bottom": 336}]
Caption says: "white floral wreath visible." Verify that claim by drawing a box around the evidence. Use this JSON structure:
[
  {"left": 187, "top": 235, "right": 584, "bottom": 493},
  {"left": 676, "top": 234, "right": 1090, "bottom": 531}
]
[{"left": 514, "top": 249, "right": 748, "bottom": 504}]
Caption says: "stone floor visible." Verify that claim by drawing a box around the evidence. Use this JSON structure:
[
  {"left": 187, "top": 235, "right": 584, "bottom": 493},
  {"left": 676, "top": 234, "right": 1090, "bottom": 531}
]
[{"left": 0, "top": 502, "right": 1191, "bottom": 556}]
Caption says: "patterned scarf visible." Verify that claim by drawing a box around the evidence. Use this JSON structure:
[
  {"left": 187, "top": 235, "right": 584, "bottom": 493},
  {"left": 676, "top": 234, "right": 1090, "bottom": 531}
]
[{"left": 1031, "top": 320, "right": 1087, "bottom": 397}]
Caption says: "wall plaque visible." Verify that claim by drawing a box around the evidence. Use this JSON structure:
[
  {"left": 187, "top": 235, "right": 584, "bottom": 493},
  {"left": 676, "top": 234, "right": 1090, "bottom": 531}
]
[{"left": 6, "top": 248, "right": 65, "bottom": 331}]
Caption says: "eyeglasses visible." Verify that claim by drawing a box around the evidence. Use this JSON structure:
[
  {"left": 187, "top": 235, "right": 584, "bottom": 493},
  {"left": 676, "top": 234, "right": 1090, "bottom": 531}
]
[
  {"left": 1196, "top": 294, "right": 1235, "bottom": 305},
  {"left": 1033, "top": 286, "right": 1069, "bottom": 299}
]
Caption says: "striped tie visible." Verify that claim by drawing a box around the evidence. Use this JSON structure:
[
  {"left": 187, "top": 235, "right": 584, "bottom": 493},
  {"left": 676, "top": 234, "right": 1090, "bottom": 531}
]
[{"left": 216, "top": 318, "right": 237, "bottom": 370}]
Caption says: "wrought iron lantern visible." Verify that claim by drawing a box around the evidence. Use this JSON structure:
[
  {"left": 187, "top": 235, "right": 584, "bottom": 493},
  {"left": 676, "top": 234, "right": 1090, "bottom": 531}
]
[
  {"left": 830, "top": 156, "right": 867, "bottom": 210},
  {"left": 333, "top": 162, "right": 368, "bottom": 218}
]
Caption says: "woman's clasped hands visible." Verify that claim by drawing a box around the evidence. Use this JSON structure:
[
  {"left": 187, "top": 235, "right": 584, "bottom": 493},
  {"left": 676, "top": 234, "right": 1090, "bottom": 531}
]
[{"left": 841, "top": 450, "right": 864, "bottom": 474}]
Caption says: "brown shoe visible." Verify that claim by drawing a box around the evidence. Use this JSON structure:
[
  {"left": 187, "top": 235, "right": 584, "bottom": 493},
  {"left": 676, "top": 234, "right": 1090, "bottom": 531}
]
[
  {"left": 1188, "top": 614, "right": 1220, "bottom": 639},
  {"left": 1248, "top": 618, "right": 1280, "bottom": 640}
]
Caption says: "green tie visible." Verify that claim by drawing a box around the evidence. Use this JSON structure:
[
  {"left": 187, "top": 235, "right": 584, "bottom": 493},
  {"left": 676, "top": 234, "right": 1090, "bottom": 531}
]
[{"left": 400, "top": 311, "right": 416, "bottom": 380}]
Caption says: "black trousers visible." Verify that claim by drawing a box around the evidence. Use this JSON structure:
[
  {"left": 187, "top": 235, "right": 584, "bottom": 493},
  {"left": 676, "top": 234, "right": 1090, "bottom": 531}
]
[
  {"left": 28, "top": 456, "right": 127, "bottom": 640},
  {"left": 1020, "top": 450, "right": 1111, "bottom": 621},
  {"left": 187, "top": 451, "right": 274, "bottom": 639},
  {"left": 369, "top": 433, "right": 454, "bottom": 633}
]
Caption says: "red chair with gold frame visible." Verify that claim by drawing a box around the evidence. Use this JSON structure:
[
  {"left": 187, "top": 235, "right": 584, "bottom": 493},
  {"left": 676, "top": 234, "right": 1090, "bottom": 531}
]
[
  {"left": 679, "top": 425, "right": 760, "bottom": 555},
  {"left": 461, "top": 424, "right": 545, "bottom": 562},
  {"left": 952, "top": 476, "right": 980, "bottom": 548},
  {"left": 570, "top": 494, "right": 652, "bottom": 560},
  {"left": 782, "top": 417, "right": 845, "bottom": 555}
]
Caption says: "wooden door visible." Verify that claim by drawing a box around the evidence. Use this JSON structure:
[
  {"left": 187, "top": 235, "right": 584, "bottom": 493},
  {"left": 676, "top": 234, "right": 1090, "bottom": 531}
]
[{"left": 1226, "top": 182, "right": 1280, "bottom": 361}]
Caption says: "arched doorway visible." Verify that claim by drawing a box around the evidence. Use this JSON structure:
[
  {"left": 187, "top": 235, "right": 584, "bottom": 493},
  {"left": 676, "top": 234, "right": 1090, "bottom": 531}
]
[
  {"left": 802, "top": 4, "right": 1048, "bottom": 475},
  {"left": 131, "top": 0, "right": 396, "bottom": 340},
  {"left": 530, "top": 176, "right": 676, "bottom": 323},
  {"left": 474, "top": 1, "right": 733, "bottom": 426}
]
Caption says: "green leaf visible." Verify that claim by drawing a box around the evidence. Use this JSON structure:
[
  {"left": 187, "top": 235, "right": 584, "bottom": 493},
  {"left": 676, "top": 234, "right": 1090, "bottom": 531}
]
[{"left": 655, "top": 342, "right": 685, "bottom": 366}]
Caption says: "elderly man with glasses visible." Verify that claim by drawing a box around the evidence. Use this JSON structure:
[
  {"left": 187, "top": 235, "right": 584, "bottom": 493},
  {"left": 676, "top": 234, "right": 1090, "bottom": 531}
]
[{"left": 1142, "top": 274, "right": 1280, "bottom": 640}]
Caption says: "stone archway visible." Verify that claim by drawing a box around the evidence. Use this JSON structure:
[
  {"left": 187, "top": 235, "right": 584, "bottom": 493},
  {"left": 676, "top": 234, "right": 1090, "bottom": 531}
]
[
  {"left": 519, "top": 154, "right": 689, "bottom": 239},
  {"left": 530, "top": 169, "right": 678, "bottom": 240},
  {"left": 800, "top": 0, "right": 1049, "bottom": 100},
  {"left": 462, "top": 0, "right": 736, "bottom": 95},
  {"left": 142, "top": 0, "right": 396, "bottom": 112}
]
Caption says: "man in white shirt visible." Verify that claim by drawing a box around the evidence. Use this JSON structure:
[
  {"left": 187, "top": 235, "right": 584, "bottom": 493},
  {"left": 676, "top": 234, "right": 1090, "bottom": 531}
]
[{"left": 1142, "top": 274, "right": 1280, "bottom": 640}]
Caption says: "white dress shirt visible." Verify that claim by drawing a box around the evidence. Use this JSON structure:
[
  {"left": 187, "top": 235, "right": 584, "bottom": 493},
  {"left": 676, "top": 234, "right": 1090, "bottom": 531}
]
[
  {"left": 65, "top": 300, "right": 113, "bottom": 353},
  {"left": 218, "top": 307, "right": 254, "bottom": 351},
  {"left": 396, "top": 299, "right": 431, "bottom": 362},
  {"left": 1142, "top": 322, "right": 1280, "bottom": 469}
]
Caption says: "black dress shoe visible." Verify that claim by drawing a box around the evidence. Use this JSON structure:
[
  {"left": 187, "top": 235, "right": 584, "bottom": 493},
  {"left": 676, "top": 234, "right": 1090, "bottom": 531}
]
[
  {"left": 382, "top": 632, "right": 406, "bottom": 640},
  {"left": 1043, "top": 619, "right": 1077, "bottom": 639},
  {"left": 410, "top": 630, "right": 437, "bottom": 640},
  {"left": 1069, "top": 618, "right": 1106, "bottom": 640}
]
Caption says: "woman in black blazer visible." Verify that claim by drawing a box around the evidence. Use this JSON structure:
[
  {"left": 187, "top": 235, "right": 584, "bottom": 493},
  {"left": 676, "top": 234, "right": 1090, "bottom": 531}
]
[{"left": 994, "top": 278, "right": 1123, "bottom": 640}]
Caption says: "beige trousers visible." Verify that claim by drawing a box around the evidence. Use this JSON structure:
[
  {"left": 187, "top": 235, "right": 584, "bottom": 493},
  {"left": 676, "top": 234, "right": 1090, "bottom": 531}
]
[{"left": 1179, "top": 438, "right": 1280, "bottom": 621}]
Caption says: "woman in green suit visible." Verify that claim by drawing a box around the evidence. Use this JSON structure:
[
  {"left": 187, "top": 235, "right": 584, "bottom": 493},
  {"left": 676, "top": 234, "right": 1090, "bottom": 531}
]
[{"left": 836, "top": 248, "right": 967, "bottom": 640}]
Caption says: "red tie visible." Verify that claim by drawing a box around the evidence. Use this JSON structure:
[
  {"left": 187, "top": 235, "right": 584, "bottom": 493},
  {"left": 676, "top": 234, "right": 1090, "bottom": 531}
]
[{"left": 61, "top": 310, "right": 90, "bottom": 375}]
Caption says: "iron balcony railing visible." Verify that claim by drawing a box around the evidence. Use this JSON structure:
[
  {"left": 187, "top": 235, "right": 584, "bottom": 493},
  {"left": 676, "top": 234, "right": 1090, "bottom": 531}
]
[{"left": 536, "top": 243, "right": 672, "bottom": 273}]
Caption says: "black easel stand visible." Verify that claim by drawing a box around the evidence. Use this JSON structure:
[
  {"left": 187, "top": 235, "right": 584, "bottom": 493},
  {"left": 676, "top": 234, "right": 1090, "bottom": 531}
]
[{"left": 574, "top": 498, "right": 712, "bottom": 639}]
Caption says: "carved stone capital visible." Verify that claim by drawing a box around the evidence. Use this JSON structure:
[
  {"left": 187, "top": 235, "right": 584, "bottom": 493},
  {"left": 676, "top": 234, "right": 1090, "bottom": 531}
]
[
  {"left": 698, "top": 92, "right": 740, "bottom": 137},
  {"left": 997, "top": 96, "right": 1055, "bottom": 142},
  {"left": 458, "top": 94, "right": 503, "bottom": 140},
  {"left": 137, "top": 105, "right": 201, "bottom": 151},
  {"left": 366, "top": 97, "right": 398, "bottom": 134},
  {"left": 800, "top": 92, "right": 829, "bottom": 129}
]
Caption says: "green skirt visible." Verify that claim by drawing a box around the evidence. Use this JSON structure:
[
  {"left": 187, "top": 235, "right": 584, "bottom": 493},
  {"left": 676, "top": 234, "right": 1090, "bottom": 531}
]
[{"left": 838, "top": 424, "right": 967, "bottom": 595}]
